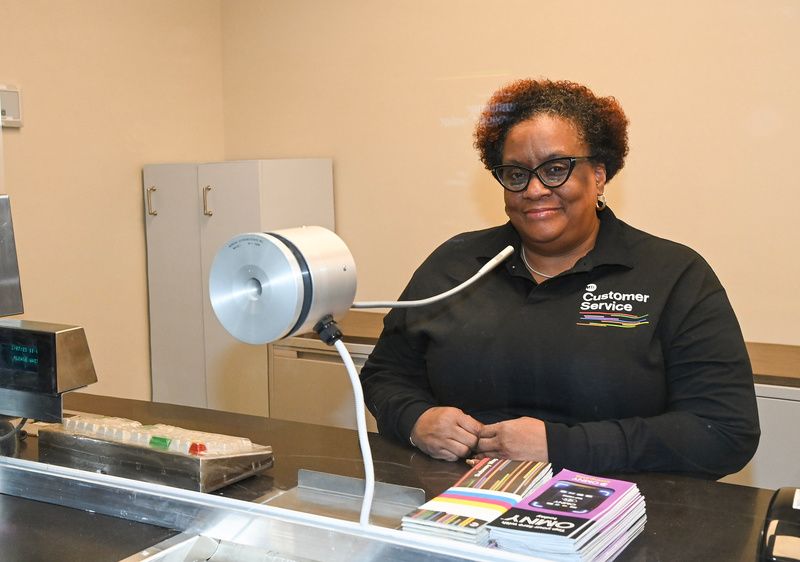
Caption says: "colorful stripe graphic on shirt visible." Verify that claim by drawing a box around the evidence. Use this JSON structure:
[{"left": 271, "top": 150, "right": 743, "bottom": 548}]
[{"left": 577, "top": 311, "right": 649, "bottom": 328}]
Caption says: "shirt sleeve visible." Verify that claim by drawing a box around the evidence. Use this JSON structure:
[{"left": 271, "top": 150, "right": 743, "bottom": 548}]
[
  {"left": 360, "top": 237, "right": 478, "bottom": 443},
  {"left": 360, "top": 304, "right": 439, "bottom": 443},
  {"left": 545, "top": 256, "right": 760, "bottom": 478}
]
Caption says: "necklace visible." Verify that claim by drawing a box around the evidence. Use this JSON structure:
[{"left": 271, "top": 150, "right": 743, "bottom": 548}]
[{"left": 520, "top": 247, "right": 555, "bottom": 279}]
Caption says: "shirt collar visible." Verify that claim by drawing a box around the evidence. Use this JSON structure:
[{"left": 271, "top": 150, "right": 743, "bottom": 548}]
[
  {"left": 474, "top": 207, "right": 635, "bottom": 273},
  {"left": 582, "top": 207, "right": 635, "bottom": 270}
]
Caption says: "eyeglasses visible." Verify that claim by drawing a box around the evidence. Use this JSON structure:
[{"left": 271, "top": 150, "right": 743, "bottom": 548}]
[{"left": 491, "top": 156, "right": 595, "bottom": 191}]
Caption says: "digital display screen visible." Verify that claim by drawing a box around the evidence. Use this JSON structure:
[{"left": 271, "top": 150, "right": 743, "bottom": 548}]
[
  {"left": 0, "top": 342, "right": 40, "bottom": 372},
  {"left": 529, "top": 481, "right": 614, "bottom": 514},
  {"left": 0, "top": 328, "right": 56, "bottom": 393}
]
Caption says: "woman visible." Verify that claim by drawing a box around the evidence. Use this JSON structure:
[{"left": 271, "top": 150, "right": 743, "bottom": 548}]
[{"left": 359, "top": 79, "right": 759, "bottom": 478}]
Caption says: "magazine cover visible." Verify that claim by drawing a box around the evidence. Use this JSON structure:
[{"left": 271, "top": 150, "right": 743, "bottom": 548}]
[
  {"left": 402, "top": 458, "right": 552, "bottom": 535},
  {"left": 486, "top": 469, "right": 639, "bottom": 542}
]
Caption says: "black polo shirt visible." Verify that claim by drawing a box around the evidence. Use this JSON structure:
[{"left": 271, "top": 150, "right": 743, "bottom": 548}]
[{"left": 360, "top": 208, "right": 760, "bottom": 478}]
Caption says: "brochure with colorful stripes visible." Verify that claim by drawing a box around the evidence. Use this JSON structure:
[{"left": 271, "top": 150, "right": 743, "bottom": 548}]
[{"left": 401, "top": 458, "right": 552, "bottom": 543}]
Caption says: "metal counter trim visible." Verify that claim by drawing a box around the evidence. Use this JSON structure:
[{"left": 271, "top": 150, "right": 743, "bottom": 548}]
[{"left": 0, "top": 456, "right": 542, "bottom": 562}]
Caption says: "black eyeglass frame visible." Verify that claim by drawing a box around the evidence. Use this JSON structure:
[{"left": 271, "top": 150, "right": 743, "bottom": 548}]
[{"left": 491, "top": 156, "right": 596, "bottom": 191}]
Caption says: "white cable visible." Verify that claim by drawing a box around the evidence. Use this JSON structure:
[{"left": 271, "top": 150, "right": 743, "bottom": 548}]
[
  {"left": 324, "top": 245, "right": 513, "bottom": 525},
  {"left": 333, "top": 338, "right": 375, "bottom": 527},
  {"left": 351, "top": 245, "right": 514, "bottom": 309}
]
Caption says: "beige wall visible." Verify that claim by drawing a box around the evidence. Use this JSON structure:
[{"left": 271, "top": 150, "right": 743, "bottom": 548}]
[
  {"left": 0, "top": 1, "right": 797, "bottom": 401},
  {"left": 0, "top": 0, "right": 225, "bottom": 399},
  {"left": 222, "top": 0, "right": 800, "bottom": 346}
]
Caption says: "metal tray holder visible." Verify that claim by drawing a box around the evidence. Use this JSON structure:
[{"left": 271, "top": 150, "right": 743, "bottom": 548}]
[{"left": 37, "top": 426, "right": 274, "bottom": 493}]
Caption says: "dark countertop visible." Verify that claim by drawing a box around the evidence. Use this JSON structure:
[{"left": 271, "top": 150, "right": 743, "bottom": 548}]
[
  {"left": 0, "top": 493, "right": 178, "bottom": 562},
  {"left": 2, "top": 392, "right": 776, "bottom": 561}
]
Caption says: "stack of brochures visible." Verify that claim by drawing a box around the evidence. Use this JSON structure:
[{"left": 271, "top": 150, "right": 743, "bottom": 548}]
[
  {"left": 401, "top": 458, "right": 552, "bottom": 544},
  {"left": 484, "top": 469, "right": 646, "bottom": 561}
]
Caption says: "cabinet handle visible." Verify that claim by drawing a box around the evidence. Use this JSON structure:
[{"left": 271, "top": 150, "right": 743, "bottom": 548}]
[
  {"left": 146, "top": 186, "right": 158, "bottom": 216},
  {"left": 203, "top": 185, "right": 213, "bottom": 216},
  {"left": 295, "top": 350, "right": 368, "bottom": 368}
]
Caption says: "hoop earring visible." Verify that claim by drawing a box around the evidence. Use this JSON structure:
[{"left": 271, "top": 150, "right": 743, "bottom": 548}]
[{"left": 596, "top": 193, "right": 607, "bottom": 211}]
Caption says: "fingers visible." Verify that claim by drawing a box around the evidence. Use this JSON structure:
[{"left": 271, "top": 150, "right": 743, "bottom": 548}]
[
  {"left": 456, "top": 414, "right": 483, "bottom": 437},
  {"left": 474, "top": 422, "right": 499, "bottom": 455},
  {"left": 450, "top": 412, "right": 483, "bottom": 455},
  {"left": 412, "top": 407, "right": 483, "bottom": 461},
  {"left": 474, "top": 436, "right": 499, "bottom": 456},
  {"left": 441, "top": 435, "right": 479, "bottom": 460},
  {"left": 478, "top": 422, "right": 499, "bottom": 438},
  {"left": 430, "top": 441, "right": 465, "bottom": 462},
  {"left": 476, "top": 418, "right": 549, "bottom": 462},
  {"left": 453, "top": 423, "right": 480, "bottom": 451},
  {"left": 423, "top": 435, "right": 475, "bottom": 462},
  {"left": 429, "top": 417, "right": 549, "bottom": 463}
]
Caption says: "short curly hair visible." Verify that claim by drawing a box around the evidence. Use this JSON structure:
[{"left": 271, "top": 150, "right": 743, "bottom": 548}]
[{"left": 474, "top": 79, "right": 629, "bottom": 182}]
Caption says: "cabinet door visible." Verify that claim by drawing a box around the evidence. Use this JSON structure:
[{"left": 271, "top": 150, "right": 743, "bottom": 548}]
[
  {"left": 721, "top": 384, "right": 800, "bottom": 489},
  {"left": 270, "top": 344, "right": 378, "bottom": 432},
  {"left": 198, "top": 161, "right": 269, "bottom": 416},
  {"left": 143, "top": 164, "right": 207, "bottom": 407},
  {"left": 257, "top": 159, "right": 335, "bottom": 231}
]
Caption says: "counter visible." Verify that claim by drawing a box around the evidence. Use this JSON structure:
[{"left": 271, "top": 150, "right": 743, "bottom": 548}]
[
  {"left": 746, "top": 342, "right": 800, "bottom": 388},
  {"left": 0, "top": 392, "right": 776, "bottom": 561}
]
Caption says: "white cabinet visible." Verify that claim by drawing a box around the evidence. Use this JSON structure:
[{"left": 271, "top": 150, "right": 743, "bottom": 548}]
[
  {"left": 721, "top": 383, "right": 800, "bottom": 489},
  {"left": 143, "top": 160, "right": 335, "bottom": 416},
  {"left": 143, "top": 164, "right": 207, "bottom": 409}
]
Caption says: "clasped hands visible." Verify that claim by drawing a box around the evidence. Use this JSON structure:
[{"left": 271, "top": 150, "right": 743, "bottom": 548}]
[{"left": 409, "top": 406, "right": 548, "bottom": 463}]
